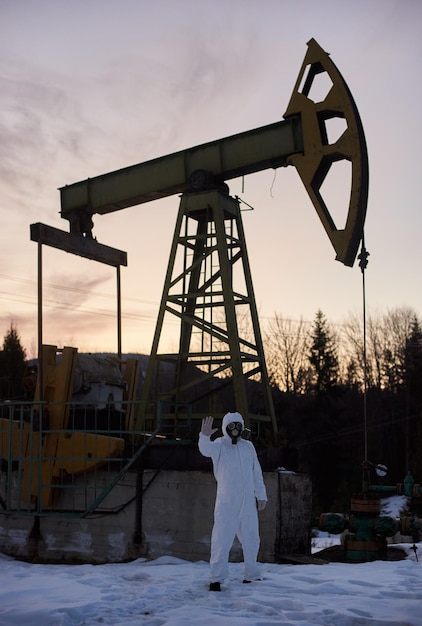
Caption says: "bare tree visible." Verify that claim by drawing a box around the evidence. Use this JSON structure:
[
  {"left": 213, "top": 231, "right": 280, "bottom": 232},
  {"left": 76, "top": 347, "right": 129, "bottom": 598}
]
[
  {"left": 342, "top": 311, "right": 382, "bottom": 389},
  {"left": 342, "top": 307, "right": 421, "bottom": 391},
  {"left": 381, "top": 307, "right": 416, "bottom": 391},
  {"left": 265, "top": 314, "right": 311, "bottom": 394},
  {"left": 341, "top": 312, "right": 365, "bottom": 388}
]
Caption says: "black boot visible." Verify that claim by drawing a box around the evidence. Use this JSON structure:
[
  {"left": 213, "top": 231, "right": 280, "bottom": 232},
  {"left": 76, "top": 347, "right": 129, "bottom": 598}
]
[{"left": 209, "top": 582, "right": 221, "bottom": 592}]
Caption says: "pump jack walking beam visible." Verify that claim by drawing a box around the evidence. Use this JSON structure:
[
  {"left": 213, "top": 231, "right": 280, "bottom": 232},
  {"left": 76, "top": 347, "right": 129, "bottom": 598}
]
[
  {"left": 60, "top": 39, "right": 368, "bottom": 268},
  {"left": 60, "top": 118, "right": 302, "bottom": 220}
]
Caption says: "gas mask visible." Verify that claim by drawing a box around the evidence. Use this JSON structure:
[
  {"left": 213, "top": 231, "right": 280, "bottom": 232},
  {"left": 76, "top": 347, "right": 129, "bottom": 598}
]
[{"left": 226, "top": 420, "right": 243, "bottom": 444}]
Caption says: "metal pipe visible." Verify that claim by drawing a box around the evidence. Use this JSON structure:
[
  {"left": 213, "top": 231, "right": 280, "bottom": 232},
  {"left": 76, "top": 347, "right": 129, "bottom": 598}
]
[
  {"left": 37, "top": 242, "right": 43, "bottom": 403},
  {"left": 117, "top": 265, "right": 122, "bottom": 361},
  {"left": 133, "top": 469, "right": 144, "bottom": 545}
]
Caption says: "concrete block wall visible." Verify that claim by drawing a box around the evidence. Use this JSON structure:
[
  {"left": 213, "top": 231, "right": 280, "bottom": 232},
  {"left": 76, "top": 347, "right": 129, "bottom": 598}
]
[
  {"left": 0, "top": 470, "right": 312, "bottom": 563},
  {"left": 142, "top": 470, "right": 312, "bottom": 563}
]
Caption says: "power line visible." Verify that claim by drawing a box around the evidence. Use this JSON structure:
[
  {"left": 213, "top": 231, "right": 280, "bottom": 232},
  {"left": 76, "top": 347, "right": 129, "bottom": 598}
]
[
  {"left": 0, "top": 272, "right": 157, "bottom": 306},
  {"left": 0, "top": 272, "right": 315, "bottom": 327},
  {"left": 0, "top": 289, "right": 180, "bottom": 327},
  {"left": 296, "top": 410, "right": 420, "bottom": 449}
]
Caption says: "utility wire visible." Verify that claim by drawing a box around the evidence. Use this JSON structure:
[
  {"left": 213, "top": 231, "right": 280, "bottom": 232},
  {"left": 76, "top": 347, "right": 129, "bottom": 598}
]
[{"left": 0, "top": 272, "right": 157, "bottom": 305}]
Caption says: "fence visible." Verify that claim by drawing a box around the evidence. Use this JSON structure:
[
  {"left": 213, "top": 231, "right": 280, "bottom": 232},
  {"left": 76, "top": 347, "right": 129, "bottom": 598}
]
[{"left": 0, "top": 399, "right": 192, "bottom": 518}]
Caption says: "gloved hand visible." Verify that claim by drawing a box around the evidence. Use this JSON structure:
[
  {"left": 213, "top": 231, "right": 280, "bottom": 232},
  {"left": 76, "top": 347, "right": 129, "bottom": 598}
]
[
  {"left": 257, "top": 500, "right": 267, "bottom": 511},
  {"left": 201, "top": 416, "right": 218, "bottom": 437}
]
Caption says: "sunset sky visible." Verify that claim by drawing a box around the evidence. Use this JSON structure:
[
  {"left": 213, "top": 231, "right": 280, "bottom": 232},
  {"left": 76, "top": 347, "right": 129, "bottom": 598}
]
[{"left": 1, "top": 0, "right": 421, "bottom": 357}]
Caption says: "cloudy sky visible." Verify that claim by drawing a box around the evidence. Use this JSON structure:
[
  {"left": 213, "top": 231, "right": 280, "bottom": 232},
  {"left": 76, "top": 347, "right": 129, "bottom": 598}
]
[{"left": 1, "top": 0, "right": 421, "bottom": 357}]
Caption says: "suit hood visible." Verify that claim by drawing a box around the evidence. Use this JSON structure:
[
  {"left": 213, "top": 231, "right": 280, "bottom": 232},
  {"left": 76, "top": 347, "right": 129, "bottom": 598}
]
[{"left": 222, "top": 412, "right": 244, "bottom": 441}]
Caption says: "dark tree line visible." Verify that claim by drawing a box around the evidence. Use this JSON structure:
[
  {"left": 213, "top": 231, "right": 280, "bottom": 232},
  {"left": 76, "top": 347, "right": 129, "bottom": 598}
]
[
  {"left": 265, "top": 307, "right": 422, "bottom": 513},
  {"left": 1, "top": 311, "right": 421, "bottom": 514}
]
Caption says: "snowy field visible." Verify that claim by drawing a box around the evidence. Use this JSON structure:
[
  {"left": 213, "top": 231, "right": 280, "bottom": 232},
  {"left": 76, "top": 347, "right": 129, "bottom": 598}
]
[
  {"left": 0, "top": 545, "right": 421, "bottom": 626},
  {"left": 0, "top": 497, "right": 420, "bottom": 625}
]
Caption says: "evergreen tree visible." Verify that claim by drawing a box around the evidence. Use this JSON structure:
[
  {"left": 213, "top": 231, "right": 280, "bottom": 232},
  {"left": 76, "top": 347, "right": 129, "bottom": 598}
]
[
  {"left": 404, "top": 315, "right": 422, "bottom": 400},
  {"left": 308, "top": 310, "right": 339, "bottom": 393},
  {"left": 404, "top": 316, "right": 422, "bottom": 477},
  {"left": 301, "top": 311, "right": 347, "bottom": 511},
  {"left": 0, "top": 323, "right": 27, "bottom": 398}
]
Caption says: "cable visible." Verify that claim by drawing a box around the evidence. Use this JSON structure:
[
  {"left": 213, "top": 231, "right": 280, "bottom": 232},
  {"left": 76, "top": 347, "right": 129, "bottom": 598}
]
[
  {"left": 270, "top": 169, "right": 277, "bottom": 198},
  {"left": 295, "top": 409, "right": 420, "bottom": 449},
  {"left": 0, "top": 272, "right": 157, "bottom": 305}
]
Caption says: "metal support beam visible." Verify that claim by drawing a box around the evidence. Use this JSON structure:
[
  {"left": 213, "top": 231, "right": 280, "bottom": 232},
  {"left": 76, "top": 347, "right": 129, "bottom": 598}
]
[
  {"left": 138, "top": 190, "right": 277, "bottom": 437},
  {"left": 59, "top": 117, "right": 303, "bottom": 218},
  {"left": 31, "top": 222, "right": 127, "bottom": 361},
  {"left": 30, "top": 222, "right": 127, "bottom": 267}
]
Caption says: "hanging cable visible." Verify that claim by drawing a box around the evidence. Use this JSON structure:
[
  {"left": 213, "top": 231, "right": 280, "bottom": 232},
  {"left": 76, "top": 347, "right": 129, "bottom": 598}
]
[
  {"left": 358, "top": 236, "right": 370, "bottom": 461},
  {"left": 270, "top": 169, "right": 277, "bottom": 198}
]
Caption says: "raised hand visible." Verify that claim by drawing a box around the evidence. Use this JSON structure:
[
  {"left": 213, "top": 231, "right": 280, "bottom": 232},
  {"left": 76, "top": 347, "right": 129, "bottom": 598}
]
[{"left": 201, "top": 416, "right": 218, "bottom": 437}]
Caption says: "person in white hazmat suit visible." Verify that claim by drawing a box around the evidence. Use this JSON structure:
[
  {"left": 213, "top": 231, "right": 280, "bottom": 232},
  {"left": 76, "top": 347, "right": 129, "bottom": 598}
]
[{"left": 198, "top": 412, "right": 267, "bottom": 591}]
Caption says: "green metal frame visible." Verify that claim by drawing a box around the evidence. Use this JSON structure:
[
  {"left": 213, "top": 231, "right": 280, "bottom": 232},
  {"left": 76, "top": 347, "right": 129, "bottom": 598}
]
[
  {"left": 138, "top": 190, "right": 277, "bottom": 435},
  {"left": 32, "top": 39, "right": 369, "bottom": 449}
]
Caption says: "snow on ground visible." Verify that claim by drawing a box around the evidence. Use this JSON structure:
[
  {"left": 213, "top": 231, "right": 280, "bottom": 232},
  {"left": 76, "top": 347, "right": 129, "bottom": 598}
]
[
  {"left": 0, "top": 496, "right": 419, "bottom": 625},
  {"left": 0, "top": 546, "right": 421, "bottom": 626}
]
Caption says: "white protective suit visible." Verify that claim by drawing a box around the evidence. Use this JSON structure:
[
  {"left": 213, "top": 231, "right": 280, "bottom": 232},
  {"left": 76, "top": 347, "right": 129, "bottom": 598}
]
[{"left": 198, "top": 412, "right": 267, "bottom": 583}]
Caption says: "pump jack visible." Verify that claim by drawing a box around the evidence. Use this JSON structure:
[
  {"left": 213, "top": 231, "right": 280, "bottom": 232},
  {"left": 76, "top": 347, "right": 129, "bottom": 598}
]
[{"left": 34, "top": 39, "right": 368, "bottom": 441}]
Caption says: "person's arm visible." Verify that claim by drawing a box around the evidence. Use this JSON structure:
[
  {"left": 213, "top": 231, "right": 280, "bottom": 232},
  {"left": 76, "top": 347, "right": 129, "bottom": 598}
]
[{"left": 251, "top": 447, "right": 267, "bottom": 508}]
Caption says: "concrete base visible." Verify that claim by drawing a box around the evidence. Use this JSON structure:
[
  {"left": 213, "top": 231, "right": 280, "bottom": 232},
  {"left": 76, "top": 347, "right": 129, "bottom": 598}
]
[{"left": 0, "top": 470, "right": 312, "bottom": 564}]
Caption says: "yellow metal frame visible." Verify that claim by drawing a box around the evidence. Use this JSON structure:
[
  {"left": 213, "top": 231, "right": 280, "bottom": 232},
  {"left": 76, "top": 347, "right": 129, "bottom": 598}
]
[
  {"left": 284, "top": 38, "right": 368, "bottom": 266},
  {"left": 0, "top": 346, "right": 126, "bottom": 509}
]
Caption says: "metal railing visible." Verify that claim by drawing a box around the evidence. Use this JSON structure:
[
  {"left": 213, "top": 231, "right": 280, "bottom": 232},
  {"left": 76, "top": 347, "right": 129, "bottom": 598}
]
[{"left": 0, "top": 400, "right": 192, "bottom": 518}]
